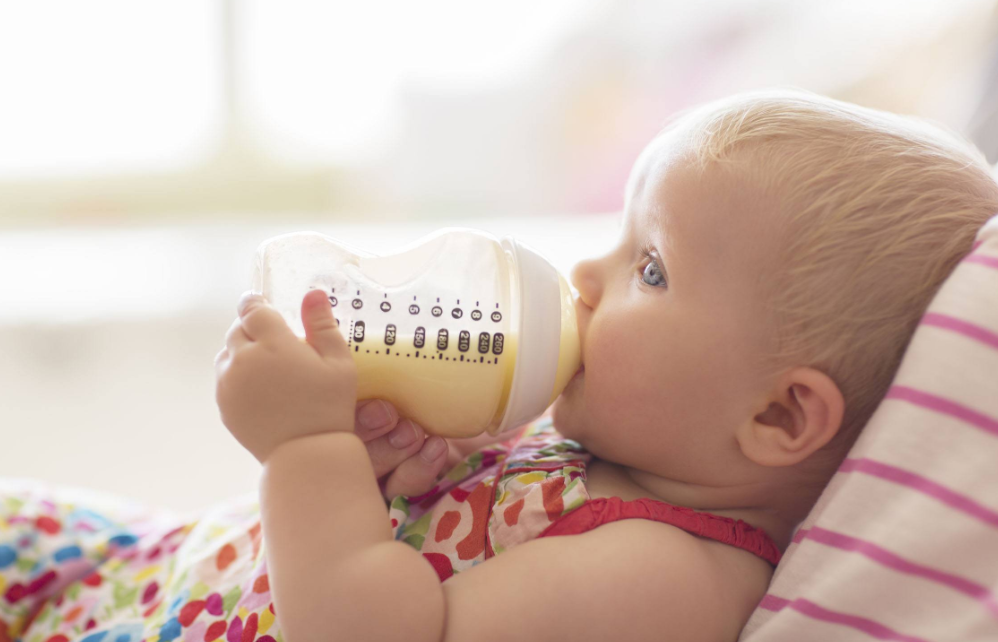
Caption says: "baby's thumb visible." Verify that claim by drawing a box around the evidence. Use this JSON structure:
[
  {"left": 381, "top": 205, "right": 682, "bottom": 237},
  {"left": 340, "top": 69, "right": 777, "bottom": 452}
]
[{"left": 302, "top": 289, "right": 347, "bottom": 358}]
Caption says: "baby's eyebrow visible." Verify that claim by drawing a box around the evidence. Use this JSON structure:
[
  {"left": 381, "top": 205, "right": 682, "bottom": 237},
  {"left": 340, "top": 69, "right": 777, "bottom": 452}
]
[
  {"left": 653, "top": 212, "right": 680, "bottom": 286},
  {"left": 647, "top": 206, "right": 674, "bottom": 258}
]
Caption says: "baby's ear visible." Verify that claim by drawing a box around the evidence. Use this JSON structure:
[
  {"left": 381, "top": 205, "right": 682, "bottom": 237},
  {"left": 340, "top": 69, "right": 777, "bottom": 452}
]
[{"left": 735, "top": 367, "right": 845, "bottom": 467}]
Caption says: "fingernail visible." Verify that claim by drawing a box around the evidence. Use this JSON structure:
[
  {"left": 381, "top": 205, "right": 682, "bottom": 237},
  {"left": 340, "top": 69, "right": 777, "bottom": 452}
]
[
  {"left": 388, "top": 420, "right": 418, "bottom": 448},
  {"left": 238, "top": 291, "right": 261, "bottom": 315},
  {"left": 306, "top": 289, "right": 330, "bottom": 308},
  {"left": 421, "top": 437, "right": 446, "bottom": 462},
  {"left": 358, "top": 400, "right": 392, "bottom": 430}
]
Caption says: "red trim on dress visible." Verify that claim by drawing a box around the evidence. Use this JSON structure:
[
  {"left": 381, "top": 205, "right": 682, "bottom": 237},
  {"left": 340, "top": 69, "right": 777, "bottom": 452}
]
[{"left": 537, "top": 496, "right": 783, "bottom": 567}]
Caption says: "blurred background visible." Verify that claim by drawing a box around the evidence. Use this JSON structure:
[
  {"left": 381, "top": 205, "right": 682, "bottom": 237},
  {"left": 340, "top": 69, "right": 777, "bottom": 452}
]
[{"left": 2, "top": 0, "right": 998, "bottom": 514}]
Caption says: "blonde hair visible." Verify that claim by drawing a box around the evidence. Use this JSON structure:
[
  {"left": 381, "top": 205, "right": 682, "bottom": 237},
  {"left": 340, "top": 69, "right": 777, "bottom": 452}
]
[{"left": 680, "top": 89, "right": 998, "bottom": 461}]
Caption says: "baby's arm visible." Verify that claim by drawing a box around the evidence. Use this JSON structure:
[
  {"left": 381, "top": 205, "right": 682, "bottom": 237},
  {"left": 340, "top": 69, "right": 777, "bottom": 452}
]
[
  {"left": 260, "top": 433, "right": 446, "bottom": 642},
  {"left": 262, "top": 432, "right": 746, "bottom": 642},
  {"left": 439, "top": 520, "right": 751, "bottom": 642}
]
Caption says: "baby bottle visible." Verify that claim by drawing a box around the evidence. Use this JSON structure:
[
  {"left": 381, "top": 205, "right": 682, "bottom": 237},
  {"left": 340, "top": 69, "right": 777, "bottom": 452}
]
[{"left": 250, "top": 228, "right": 580, "bottom": 438}]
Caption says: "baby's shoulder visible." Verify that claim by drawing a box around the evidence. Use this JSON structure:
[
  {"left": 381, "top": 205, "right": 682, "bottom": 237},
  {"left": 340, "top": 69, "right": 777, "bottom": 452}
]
[
  {"left": 593, "top": 518, "right": 772, "bottom": 628},
  {"left": 440, "top": 517, "right": 768, "bottom": 642}
]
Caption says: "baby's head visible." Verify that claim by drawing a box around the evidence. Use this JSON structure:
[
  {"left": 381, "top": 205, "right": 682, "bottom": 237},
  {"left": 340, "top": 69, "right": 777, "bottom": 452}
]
[{"left": 552, "top": 89, "right": 998, "bottom": 518}]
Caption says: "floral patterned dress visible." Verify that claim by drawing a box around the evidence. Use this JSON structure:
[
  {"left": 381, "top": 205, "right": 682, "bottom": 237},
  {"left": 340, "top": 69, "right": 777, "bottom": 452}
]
[{"left": 1, "top": 415, "right": 780, "bottom": 642}]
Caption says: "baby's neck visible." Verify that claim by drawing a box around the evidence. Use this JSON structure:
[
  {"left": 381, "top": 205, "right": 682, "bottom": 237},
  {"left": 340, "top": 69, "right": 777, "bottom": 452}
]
[{"left": 587, "top": 458, "right": 815, "bottom": 552}]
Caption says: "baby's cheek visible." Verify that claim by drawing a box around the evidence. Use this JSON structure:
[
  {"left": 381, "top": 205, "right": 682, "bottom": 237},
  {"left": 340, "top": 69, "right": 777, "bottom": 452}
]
[
  {"left": 586, "top": 353, "right": 639, "bottom": 416},
  {"left": 585, "top": 315, "right": 663, "bottom": 406}
]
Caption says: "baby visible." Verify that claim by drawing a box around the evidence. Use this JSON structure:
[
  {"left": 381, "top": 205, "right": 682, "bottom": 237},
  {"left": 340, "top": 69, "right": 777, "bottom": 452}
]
[
  {"left": 319, "top": 89, "right": 998, "bottom": 641},
  {"left": 4, "top": 89, "right": 996, "bottom": 642}
]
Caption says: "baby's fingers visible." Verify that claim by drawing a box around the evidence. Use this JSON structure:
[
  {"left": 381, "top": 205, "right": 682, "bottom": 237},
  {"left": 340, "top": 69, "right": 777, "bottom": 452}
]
[
  {"left": 355, "top": 399, "right": 400, "bottom": 441},
  {"left": 352, "top": 399, "right": 454, "bottom": 498},
  {"left": 364, "top": 418, "right": 429, "bottom": 480},
  {"left": 381, "top": 436, "right": 452, "bottom": 500}
]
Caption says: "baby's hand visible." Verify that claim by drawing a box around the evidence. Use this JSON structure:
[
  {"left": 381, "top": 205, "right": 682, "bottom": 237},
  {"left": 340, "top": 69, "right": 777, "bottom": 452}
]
[
  {"left": 215, "top": 289, "right": 357, "bottom": 464},
  {"left": 354, "top": 399, "right": 454, "bottom": 500}
]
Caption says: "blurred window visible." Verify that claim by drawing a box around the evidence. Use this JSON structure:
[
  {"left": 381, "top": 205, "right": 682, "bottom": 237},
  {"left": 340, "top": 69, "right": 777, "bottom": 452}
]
[
  {"left": 0, "top": 1, "right": 221, "bottom": 178},
  {"left": 0, "top": 0, "right": 993, "bottom": 219},
  {"left": 240, "top": 0, "right": 598, "bottom": 164}
]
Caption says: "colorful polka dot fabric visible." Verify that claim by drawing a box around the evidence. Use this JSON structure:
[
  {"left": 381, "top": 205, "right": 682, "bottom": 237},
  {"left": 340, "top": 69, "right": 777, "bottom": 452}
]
[
  {"left": 0, "top": 481, "right": 274, "bottom": 642},
  {"left": 1, "top": 414, "right": 780, "bottom": 641}
]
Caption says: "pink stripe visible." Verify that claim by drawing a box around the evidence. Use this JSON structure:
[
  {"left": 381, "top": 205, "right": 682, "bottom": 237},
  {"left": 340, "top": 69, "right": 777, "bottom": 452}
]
[
  {"left": 885, "top": 385, "right": 998, "bottom": 438},
  {"left": 759, "top": 594, "right": 933, "bottom": 642},
  {"left": 920, "top": 312, "right": 998, "bottom": 351},
  {"left": 964, "top": 253, "right": 998, "bottom": 270},
  {"left": 839, "top": 458, "right": 998, "bottom": 529},
  {"left": 800, "top": 526, "right": 998, "bottom": 620}
]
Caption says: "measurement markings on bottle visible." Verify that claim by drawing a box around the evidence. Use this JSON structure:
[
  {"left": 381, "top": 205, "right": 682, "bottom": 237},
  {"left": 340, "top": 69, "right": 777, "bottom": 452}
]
[{"left": 341, "top": 299, "right": 505, "bottom": 365}]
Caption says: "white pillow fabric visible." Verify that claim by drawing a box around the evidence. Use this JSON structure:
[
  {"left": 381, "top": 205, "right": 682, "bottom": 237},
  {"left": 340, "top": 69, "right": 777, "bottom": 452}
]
[{"left": 741, "top": 213, "right": 998, "bottom": 642}]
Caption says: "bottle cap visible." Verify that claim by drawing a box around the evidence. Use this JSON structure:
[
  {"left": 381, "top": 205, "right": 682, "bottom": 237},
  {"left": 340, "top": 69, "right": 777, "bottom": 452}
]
[{"left": 495, "top": 237, "right": 565, "bottom": 433}]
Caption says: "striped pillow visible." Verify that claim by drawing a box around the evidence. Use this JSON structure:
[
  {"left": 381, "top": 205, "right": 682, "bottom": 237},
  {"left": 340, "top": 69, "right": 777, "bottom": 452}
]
[{"left": 741, "top": 213, "right": 998, "bottom": 642}]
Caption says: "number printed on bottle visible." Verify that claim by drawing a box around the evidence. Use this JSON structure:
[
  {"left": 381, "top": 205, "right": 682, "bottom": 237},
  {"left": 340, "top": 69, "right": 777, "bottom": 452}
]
[
  {"left": 353, "top": 320, "right": 366, "bottom": 343},
  {"left": 478, "top": 332, "right": 490, "bottom": 354},
  {"left": 414, "top": 326, "right": 426, "bottom": 348},
  {"left": 458, "top": 330, "right": 470, "bottom": 352},
  {"left": 437, "top": 328, "right": 449, "bottom": 350},
  {"left": 492, "top": 332, "right": 504, "bottom": 355},
  {"left": 384, "top": 324, "right": 396, "bottom": 345}
]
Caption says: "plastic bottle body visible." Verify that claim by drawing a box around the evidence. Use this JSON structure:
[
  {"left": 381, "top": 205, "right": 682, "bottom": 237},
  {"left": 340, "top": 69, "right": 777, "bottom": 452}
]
[{"left": 252, "top": 228, "right": 579, "bottom": 437}]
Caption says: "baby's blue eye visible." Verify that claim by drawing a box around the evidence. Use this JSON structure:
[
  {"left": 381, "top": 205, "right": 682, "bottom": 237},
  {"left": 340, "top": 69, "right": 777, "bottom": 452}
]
[{"left": 640, "top": 251, "right": 667, "bottom": 288}]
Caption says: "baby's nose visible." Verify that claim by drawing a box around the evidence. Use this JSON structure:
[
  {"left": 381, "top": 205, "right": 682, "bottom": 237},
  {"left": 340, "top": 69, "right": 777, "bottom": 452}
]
[{"left": 570, "top": 259, "right": 601, "bottom": 307}]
